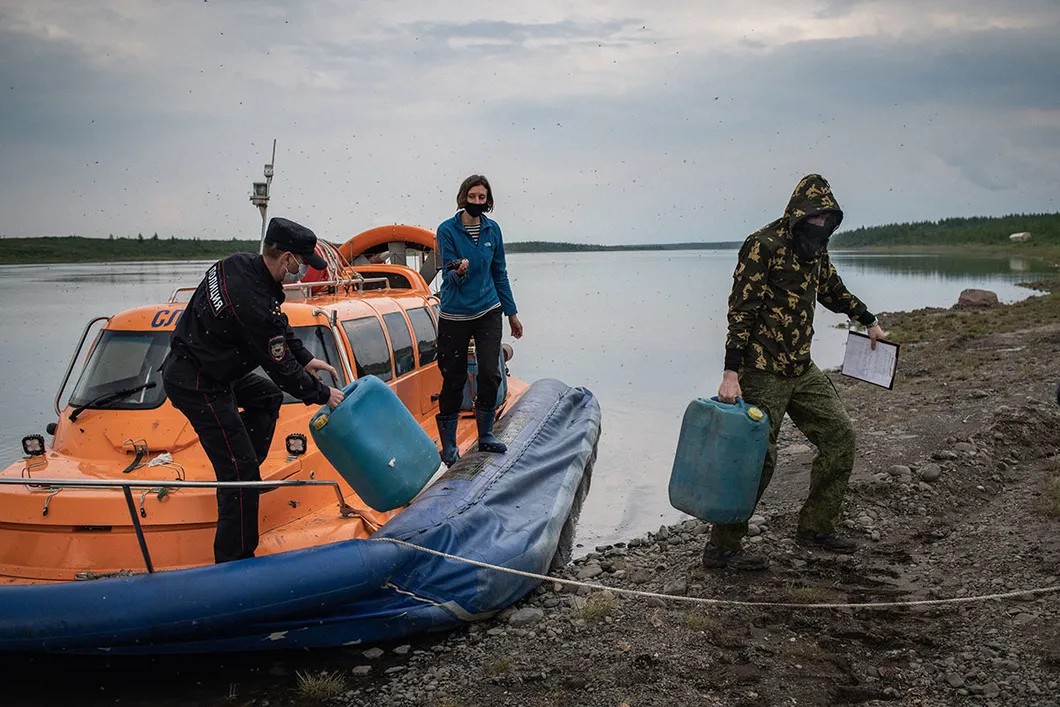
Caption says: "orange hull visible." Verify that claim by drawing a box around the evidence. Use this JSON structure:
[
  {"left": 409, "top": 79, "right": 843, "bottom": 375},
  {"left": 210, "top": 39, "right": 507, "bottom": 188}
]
[{"left": 0, "top": 232, "right": 526, "bottom": 584}]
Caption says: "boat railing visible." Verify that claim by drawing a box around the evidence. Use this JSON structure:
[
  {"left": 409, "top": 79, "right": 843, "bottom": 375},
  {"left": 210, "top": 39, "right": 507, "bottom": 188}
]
[
  {"left": 167, "top": 276, "right": 392, "bottom": 304},
  {"left": 167, "top": 285, "right": 199, "bottom": 302},
  {"left": 282, "top": 276, "right": 393, "bottom": 297},
  {"left": 0, "top": 477, "right": 361, "bottom": 574}
]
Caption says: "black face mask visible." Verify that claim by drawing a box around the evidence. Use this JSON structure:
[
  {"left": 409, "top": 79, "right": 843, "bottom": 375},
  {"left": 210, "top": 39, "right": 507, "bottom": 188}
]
[
  {"left": 464, "top": 202, "right": 486, "bottom": 218},
  {"left": 791, "top": 222, "right": 833, "bottom": 261}
]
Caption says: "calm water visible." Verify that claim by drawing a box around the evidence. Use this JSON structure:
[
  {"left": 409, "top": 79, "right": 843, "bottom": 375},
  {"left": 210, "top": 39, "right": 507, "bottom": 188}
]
[{"left": 0, "top": 251, "right": 1053, "bottom": 549}]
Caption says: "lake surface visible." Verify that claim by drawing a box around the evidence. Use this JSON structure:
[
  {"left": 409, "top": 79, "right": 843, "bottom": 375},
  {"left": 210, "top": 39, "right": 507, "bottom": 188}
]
[{"left": 0, "top": 250, "right": 1053, "bottom": 550}]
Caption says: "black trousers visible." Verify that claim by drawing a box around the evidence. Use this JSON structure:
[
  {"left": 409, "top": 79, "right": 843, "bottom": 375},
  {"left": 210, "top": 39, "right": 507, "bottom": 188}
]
[
  {"left": 162, "top": 357, "right": 283, "bottom": 563},
  {"left": 437, "top": 308, "right": 503, "bottom": 417}
]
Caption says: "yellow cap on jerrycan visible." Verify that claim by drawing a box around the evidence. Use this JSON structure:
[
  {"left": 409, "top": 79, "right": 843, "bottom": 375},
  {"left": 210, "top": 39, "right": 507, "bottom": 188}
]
[
  {"left": 311, "top": 413, "right": 329, "bottom": 431},
  {"left": 746, "top": 406, "right": 764, "bottom": 422}
]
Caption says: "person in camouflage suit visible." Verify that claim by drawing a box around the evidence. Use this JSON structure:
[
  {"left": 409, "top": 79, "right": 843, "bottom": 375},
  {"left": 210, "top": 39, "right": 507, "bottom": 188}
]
[{"left": 705, "top": 174, "right": 885, "bottom": 570}]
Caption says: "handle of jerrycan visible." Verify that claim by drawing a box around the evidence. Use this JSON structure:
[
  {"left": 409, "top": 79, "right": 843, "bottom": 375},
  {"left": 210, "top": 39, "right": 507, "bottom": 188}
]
[
  {"left": 340, "top": 379, "right": 361, "bottom": 398},
  {"left": 311, "top": 378, "right": 362, "bottom": 432},
  {"left": 710, "top": 395, "right": 766, "bottom": 423},
  {"left": 327, "top": 377, "right": 368, "bottom": 411}
]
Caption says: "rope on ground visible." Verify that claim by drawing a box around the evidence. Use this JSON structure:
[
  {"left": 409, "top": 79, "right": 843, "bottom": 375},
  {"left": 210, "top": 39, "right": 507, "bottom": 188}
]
[{"left": 372, "top": 537, "right": 1060, "bottom": 610}]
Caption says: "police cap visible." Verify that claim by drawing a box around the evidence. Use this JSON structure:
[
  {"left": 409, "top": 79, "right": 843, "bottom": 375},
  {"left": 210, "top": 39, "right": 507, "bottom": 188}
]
[{"left": 265, "top": 217, "right": 327, "bottom": 270}]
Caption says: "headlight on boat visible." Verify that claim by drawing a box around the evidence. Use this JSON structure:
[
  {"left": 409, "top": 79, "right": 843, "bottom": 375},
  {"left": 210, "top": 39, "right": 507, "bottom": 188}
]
[
  {"left": 286, "top": 433, "right": 307, "bottom": 456},
  {"left": 22, "top": 434, "right": 46, "bottom": 456}
]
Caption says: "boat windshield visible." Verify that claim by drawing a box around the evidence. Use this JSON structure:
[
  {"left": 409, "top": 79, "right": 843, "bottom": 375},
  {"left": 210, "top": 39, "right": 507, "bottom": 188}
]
[
  {"left": 68, "top": 330, "right": 170, "bottom": 410},
  {"left": 68, "top": 325, "right": 343, "bottom": 411}
]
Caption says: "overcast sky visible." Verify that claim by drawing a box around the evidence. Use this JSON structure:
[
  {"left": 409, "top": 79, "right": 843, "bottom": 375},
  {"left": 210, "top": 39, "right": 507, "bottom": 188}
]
[{"left": 1, "top": 0, "right": 1058, "bottom": 245}]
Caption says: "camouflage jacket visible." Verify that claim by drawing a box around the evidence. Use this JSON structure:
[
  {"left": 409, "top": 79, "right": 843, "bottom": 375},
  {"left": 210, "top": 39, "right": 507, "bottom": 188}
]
[{"left": 724, "top": 174, "right": 875, "bottom": 377}]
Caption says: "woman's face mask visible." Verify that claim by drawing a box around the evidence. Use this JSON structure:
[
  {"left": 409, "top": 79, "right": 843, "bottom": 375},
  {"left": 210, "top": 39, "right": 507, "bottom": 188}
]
[{"left": 283, "top": 254, "right": 309, "bottom": 283}]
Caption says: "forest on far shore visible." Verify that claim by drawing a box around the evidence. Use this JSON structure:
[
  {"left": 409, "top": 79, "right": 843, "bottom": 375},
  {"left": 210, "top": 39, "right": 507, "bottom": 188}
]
[{"left": 2, "top": 212, "right": 1058, "bottom": 264}]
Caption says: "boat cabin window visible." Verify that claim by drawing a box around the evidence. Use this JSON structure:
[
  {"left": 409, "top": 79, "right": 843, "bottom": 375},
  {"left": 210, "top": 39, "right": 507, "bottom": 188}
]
[
  {"left": 407, "top": 307, "right": 438, "bottom": 365},
  {"left": 341, "top": 316, "right": 393, "bottom": 382},
  {"left": 252, "top": 325, "right": 344, "bottom": 405},
  {"left": 382, "top": 312, "right": 415, "bottom": 377},
  {"left": 68, "top": 331, "right": 170, "bottom": 410}
]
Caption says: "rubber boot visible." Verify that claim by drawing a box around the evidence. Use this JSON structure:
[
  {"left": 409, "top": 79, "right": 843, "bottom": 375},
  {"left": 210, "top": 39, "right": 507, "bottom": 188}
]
[
  {"left": 475, "top": 407, "right": 507, "bottom": 454},
  {"left": 435, "top": 413, "right": 460, "bottom": 467}
]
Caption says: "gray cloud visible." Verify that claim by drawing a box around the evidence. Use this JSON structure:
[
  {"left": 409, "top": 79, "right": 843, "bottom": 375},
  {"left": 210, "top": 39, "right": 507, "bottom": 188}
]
[{"left": 0, "top": 1, "right": 1057, "bottom": 243}]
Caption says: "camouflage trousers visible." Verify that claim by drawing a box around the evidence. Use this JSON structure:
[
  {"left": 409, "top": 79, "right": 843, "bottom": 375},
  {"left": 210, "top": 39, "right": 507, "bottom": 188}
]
[{"left": 711, "top": 364, "right": 856, "bottom": 551}]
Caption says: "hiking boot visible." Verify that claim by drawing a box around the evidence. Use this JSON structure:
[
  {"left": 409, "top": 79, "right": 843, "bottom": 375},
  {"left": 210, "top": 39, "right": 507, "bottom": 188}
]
[
  {"left": 795, "top": 530, "right": 860, "bottom": 554},
  {"left": 702, "top": 544, "right": 769, "bottom": 571}
]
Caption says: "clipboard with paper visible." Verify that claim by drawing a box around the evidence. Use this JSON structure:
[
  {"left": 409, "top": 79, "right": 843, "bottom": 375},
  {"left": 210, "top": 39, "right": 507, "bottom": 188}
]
[{"left": 841, "top": 330, "right": 899, "bottom": 389}]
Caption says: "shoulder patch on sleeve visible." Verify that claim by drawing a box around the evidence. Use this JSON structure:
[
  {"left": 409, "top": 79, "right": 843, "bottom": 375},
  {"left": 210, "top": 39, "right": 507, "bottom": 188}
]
[
  {"left": 268, "top": 335, "right": 286, "bottom": 362},
  {"left": 206, "top": 263, "right": 228, "bottom": 316}
]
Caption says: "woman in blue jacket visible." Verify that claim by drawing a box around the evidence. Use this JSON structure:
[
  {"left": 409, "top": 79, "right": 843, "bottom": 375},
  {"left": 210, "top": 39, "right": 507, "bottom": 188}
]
[{"left": 435, "top": 174, "right": 523, "bottom": 465}]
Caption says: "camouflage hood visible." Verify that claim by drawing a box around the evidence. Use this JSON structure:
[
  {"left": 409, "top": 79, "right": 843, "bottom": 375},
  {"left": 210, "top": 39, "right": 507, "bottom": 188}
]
[{"left": 782, "top": 174, "right": 844, "bottom": 233}]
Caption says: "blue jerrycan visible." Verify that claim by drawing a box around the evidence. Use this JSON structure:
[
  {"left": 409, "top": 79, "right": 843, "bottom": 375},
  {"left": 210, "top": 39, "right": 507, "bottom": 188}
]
[
  {"left": 668, "top": 397, "right": 770, "bottom": 524},
  {"left": 309, "top": 375, "right": 441, "bottom": 512}
]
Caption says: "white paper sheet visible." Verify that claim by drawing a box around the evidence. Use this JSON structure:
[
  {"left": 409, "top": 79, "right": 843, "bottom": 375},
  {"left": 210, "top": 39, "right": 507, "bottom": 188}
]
[{"left": 841, "top": 331, "right": 899, "bottom": 389}]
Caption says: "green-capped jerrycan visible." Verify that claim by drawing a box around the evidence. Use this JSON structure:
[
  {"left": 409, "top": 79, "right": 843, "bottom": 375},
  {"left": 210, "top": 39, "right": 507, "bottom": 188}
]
[{"left": 668, "top": 396, "right": 770, "bottom": 523}]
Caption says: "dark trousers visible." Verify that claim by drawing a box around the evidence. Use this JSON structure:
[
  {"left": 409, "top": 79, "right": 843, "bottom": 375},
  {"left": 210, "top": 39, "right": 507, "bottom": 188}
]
[
  {"left": 162, "top": 357, "right": 283, "bottom": 563},
  {"left": 437, "top": 308, "right": 502, "bottom": 416}
]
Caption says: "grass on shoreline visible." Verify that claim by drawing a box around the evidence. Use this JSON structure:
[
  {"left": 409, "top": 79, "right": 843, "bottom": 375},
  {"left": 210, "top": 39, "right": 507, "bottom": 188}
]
[{"left": 885, "top": 276, "right": 1058, "bottom": 344}]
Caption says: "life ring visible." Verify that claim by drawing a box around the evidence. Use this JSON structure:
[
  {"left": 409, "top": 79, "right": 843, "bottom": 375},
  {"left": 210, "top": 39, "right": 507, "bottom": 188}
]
[{"left": 338, "top": 225, "right": 437, "bottom": 263}]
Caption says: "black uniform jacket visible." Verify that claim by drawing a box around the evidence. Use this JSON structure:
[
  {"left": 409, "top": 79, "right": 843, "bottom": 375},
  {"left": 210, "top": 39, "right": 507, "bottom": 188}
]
[{"left": 170, "top": 252, "right": 330, "bottom": 405}]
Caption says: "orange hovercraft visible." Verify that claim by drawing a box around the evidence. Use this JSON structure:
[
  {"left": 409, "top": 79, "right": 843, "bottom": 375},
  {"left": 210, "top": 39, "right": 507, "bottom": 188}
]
[{"left": 0, "top": 155, "right": 599, "bottom": 654}]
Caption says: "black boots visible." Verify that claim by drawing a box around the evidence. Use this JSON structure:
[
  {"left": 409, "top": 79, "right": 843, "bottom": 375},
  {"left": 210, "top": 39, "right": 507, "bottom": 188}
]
[
  {"left": 702, "top": 544, "right": 769, "bottom": 570},
  {"left": 475, "top": 407, "right": 507, "bottom": 454},
  {"left": 435, "top": 413, "right": 460, "bottom": 467},
  {"left": 437, "top": 409, "right": 507, "bottom": 464},
  {"left": 795, "top": 529, "right": 860, "bottom": 554}
]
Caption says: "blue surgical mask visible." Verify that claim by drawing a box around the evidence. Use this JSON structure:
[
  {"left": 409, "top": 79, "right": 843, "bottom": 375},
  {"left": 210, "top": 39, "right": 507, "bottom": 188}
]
[{"left": 283, "top": 255, "right": 309, "bottom": 283}]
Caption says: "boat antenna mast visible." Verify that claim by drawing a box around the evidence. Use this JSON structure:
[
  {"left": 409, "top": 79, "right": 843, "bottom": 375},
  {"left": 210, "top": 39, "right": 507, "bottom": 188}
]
[{"left": 250, "top": 139, "right": 277, "bottom": 254}]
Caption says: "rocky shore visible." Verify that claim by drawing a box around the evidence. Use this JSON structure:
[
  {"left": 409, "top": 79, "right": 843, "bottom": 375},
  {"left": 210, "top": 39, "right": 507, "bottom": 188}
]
[
  {"left": 10, "top": 283, "right": 1059, "bottom": 707},
  {"left": 319, "top": 284, "right": 1059, "bottom": 707}
]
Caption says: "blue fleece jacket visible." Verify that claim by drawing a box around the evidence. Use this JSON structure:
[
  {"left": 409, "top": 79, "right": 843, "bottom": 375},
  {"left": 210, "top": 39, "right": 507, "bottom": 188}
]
[{"left": 436, "top": 211, "right": 518, "bottom": 318}]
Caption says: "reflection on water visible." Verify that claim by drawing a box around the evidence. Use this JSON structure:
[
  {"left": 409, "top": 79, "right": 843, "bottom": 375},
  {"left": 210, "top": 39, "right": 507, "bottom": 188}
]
[
  {"left": 0, "top": 252, "right": 1054, "bottom": 549},
  {"left": 829, "top": 251, "right": 1052, "bottom": 280}
]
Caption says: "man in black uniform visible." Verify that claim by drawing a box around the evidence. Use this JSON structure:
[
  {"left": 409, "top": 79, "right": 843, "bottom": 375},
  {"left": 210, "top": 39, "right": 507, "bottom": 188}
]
[{"left": 162, "top": 217, "right": 345, "bottom": 563}]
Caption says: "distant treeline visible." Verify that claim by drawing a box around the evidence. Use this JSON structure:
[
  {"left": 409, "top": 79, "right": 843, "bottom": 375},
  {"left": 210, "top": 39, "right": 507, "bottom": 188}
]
[
  {"left": 0, "top": 234, "right": 741, "bottom": 264},
  {"left": 0, "top": 234, "right": 259, "bottom": 264},
  {"left": 504, "top": 240, "right": 743, "bottom": 253},
  {"left": 832, "top": 212, "right": 1060, "bottom": 250},
  {"left": 3, "top": 212, "right": 1059, "bottom": 264}
]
